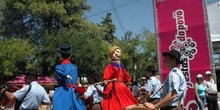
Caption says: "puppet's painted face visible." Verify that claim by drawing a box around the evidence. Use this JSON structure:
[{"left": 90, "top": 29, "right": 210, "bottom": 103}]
[{"left": 112, "top": 48, "right": 122, "bottom": 61}]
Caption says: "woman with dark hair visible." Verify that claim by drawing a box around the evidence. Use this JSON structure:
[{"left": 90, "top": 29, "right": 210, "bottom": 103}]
[{"left": 194, "top": 74, "right": 206, "bottom": 110}]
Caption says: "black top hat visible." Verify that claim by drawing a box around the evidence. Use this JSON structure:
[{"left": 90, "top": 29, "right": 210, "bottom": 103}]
[
  {"left": 89, "top": 72, "right": 101, "bottom": 82},
  {"left": 25, "top": 68, "right": 40, "bottom": 76},
  {"left": 57, "top": 44, "right": 73, "bottom": 55},
  {"left": 146, "top": 65, "right": 156, "bottom": 73},
  {"left": 162, "top": 49, "right": 183, "bottom": 64}
]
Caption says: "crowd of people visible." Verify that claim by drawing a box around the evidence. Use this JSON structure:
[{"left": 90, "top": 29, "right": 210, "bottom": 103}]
[{"left": 0, "top": 44, "right": 219, "bottom": 110}]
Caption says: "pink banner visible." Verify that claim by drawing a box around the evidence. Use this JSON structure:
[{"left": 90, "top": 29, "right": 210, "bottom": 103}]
[{"left": 155, "top": 0, "right": 211, "bottom": 109}]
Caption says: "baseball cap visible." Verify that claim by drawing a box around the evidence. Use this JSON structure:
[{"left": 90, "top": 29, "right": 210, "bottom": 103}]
[
  {"left": 205, "top": 71, "right": 212, "bottom": 75},
  {"left": 142, "top": 77, "right": 146, "bottom": 80},
  {"left": 196, "top": 74, "right": 203, "bottom": 78}
]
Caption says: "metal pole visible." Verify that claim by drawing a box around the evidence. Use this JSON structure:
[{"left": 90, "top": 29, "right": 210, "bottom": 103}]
[
  {"left": 152, "top": 0, "right": 162, "bottom": 81},
  {"left": 203, "top": 0, "right": 217, "bottom": 82}
]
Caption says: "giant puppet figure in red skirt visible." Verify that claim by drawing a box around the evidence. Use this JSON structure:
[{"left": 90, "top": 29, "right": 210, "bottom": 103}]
[{"left": 101, "top": 46, "right": 138, "bottom": 110}]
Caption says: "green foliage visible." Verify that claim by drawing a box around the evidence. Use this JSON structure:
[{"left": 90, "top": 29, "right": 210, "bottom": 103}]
[
  {"left": 118, "top": 29, "right": 158, "bottom": 81},
  {"left": 43, "top": 24, "right": 109, "bottom": 77},
  {"left": 29, "top": 1, "right": 66, "bottom": 16},
  {"left": 100, "top": 12, "right": 116, "bottom": 43},
  {"left": 0, "top": 0, "right": 92, "bottom": 41},
  {"left": 137, "top": 29, "right": 158, "bottom": 78},
  {"left": 0, "top": 38, "right": 37, "bottom": 76}
]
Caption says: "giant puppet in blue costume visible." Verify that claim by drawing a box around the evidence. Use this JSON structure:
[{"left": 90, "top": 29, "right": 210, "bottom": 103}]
[{"left": 53, "top": 44, "right": 85, "bottom": 110}]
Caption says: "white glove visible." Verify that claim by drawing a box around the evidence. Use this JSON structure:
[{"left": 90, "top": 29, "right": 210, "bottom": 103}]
[{"left": 67, "top": 75, "right": 72, "bottom": 80}]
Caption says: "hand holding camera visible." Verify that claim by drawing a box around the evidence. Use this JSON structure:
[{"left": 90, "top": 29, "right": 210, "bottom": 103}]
[{"left": 0, "top": 85, "right": 12, "bottom": 100}]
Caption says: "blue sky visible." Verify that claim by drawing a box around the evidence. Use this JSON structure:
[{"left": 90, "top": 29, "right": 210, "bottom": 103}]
[{"left": 84, "top": 0, "right": 219, "bottom": 38}]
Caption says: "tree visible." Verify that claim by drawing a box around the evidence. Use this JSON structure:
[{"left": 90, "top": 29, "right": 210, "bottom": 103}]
[
  {"left": 0, "top": 0, "right": 92, "bottom": 42},
  {"left": 138, "top": 28, "right": 158, "bottom": 78},
  {"left": 100, "top": 12, "right": 116, "bottom": 43},
  {"left": 117, "top": 29, "right": 157, "bottom": 81},
  {"left": 0, "top": 0, "right": 112, "bottom": 77},
  {"left": 0, "top": 38, "right": 37, "bottom": 77},
  {"left": 43, "top": 24, "right": 109, "bottom": 77}
]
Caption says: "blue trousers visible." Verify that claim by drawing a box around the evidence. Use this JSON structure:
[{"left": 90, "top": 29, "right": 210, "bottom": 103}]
[{"left": 196, "top": 95, "right": 206, "bottom": 110}]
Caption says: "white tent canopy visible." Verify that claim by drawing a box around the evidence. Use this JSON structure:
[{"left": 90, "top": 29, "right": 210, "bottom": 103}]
[{"left": 207, "top": 1, "right": 220, "bottom": 42}]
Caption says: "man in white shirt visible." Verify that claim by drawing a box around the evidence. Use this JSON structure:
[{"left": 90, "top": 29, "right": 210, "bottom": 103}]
[
  {"left": 80, "top": 72, "right": 103, "bottom": 110},
  {"left": 1, "top": 68, "right": 51, "bottom": 110},
  {"left": 203, "top": 71, "right": 219, "bottom": 110}
]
